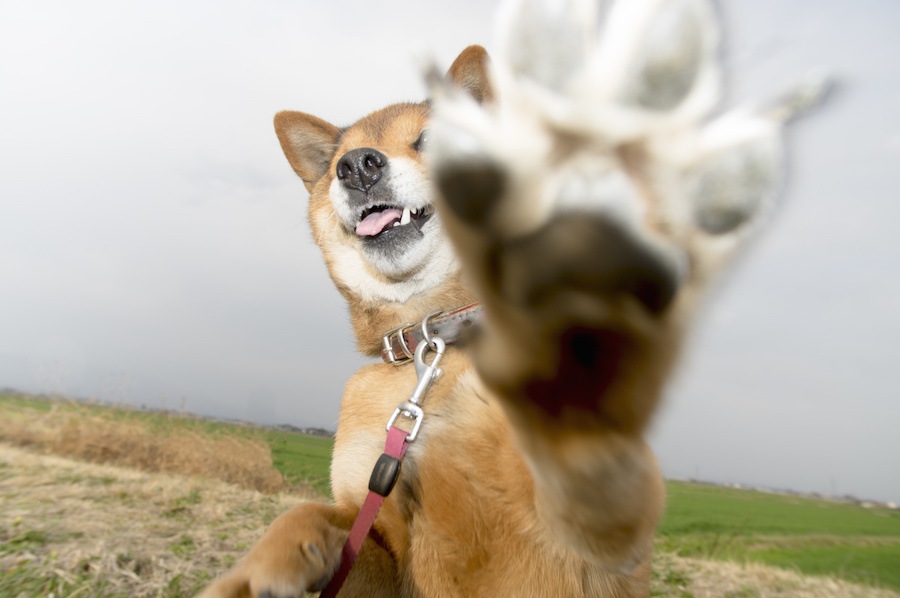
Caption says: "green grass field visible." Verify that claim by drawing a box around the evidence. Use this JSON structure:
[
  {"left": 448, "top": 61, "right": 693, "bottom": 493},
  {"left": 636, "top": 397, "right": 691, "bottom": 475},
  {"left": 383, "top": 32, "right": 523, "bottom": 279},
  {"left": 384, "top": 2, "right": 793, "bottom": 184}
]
[
  {"left": 261, "top": 428, "right": 332, "bottom": 496},
  {"left": 658, "top": 481, "right": 900, "bottom": 591},
  {"left": 2, "top": 393, "right": 898, "bottom": 592}
]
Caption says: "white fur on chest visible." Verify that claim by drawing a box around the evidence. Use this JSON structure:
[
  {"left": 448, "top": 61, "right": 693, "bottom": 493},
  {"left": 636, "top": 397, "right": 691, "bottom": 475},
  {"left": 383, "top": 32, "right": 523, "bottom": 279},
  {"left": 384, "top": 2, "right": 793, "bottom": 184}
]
[
  {"left": 331, "top": 428, "right": 388, "bottom": 505},
  {"left": 328, "top": 240, "right": 458, "bottom": 304},
  {"left": 330, "top": 368, "right": 477, "bottom": 506}
]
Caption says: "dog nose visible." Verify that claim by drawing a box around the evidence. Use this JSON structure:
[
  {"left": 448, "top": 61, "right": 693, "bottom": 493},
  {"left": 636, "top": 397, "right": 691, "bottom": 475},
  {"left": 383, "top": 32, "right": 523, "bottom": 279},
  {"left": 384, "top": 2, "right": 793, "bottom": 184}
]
[{"left": 336, "top": 148, "right": 387, "bottom": 192}]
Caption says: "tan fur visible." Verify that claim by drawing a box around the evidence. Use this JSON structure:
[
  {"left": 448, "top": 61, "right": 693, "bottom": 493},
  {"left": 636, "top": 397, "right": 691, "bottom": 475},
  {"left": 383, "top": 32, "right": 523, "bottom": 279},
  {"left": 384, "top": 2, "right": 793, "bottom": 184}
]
[
  {"left": 199, "top": 12, "right": 792, "bottom": 589},
  {"left": 199, "top": 44, "right": 663, "bottom": 598},
  {"left": 280, "top": 99, "right": 477, "bottom": 354}
]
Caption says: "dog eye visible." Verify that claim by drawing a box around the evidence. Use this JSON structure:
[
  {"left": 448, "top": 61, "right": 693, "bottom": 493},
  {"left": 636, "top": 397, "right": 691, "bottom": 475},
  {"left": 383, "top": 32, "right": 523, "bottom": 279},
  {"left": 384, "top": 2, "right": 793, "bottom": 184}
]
[{"left": 412, "top": 130, "right": 429, "bottom": 152}]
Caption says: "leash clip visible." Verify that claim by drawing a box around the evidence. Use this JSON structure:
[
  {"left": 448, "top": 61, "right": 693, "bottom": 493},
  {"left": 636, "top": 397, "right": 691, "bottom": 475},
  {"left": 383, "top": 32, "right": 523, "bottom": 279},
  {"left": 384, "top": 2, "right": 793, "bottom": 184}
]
[{"left": 385, "top": 335, "right": 445, "bottom": 442}]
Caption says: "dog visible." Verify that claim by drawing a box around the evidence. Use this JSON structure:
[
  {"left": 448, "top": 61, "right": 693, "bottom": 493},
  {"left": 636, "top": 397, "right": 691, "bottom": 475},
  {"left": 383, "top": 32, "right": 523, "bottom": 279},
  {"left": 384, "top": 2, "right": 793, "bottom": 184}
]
[{"left": 200, "top": 0, "right": 822, "bottom": 595}]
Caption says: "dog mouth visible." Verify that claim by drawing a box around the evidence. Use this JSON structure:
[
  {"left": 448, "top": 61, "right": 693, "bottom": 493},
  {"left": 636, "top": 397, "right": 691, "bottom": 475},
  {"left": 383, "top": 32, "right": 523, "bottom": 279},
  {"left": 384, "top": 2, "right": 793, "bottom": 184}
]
[{"left": 355, "top": 204, "right": 434, "bottom": 238}]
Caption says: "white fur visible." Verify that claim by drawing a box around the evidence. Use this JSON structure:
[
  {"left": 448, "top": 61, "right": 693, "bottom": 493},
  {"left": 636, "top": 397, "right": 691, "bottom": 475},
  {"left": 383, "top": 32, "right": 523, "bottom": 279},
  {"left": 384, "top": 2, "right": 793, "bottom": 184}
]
[
  {"left": 330, "top": 429, "right": 385, "bottom": 505},
  {"left": 428, "top": 89, "right": 558, "bottom": 239},
  {"left": 324, "top": 157, "right": 459, "bottom": 302},
  {"left": 490, "top": 0, "right": 721, "bottom": 142},
  {"left": 582, "top": 0, "right": 720, "bottom": 137},
  {"left": 495, "top": 0, "right": 601, "bottom": 92},
  {"left": 551, "top": 156, "right": 645, "bottom": 227},
  {"left": 328, "top": 238, "right": 458, "bottom": 304}
]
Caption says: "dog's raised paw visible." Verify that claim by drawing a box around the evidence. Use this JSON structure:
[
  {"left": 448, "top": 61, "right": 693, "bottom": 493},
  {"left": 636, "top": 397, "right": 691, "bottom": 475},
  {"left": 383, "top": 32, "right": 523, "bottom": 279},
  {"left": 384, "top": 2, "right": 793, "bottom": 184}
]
[
  {"left": 433, "top": 155, "right": 509, "bottom": 226},
  {"left": 427, "top": 0, "right": 820, "bottom": 310}
]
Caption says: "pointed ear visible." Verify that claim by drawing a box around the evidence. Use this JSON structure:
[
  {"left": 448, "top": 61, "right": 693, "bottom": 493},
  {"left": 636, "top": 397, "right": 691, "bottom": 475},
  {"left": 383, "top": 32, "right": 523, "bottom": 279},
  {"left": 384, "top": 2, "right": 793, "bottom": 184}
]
[
  {"left": 446, "top": 45, "right": 494, "bottom": 104},
  {"left": 274, "top": 111, "right": 342, "bottom": 191}
]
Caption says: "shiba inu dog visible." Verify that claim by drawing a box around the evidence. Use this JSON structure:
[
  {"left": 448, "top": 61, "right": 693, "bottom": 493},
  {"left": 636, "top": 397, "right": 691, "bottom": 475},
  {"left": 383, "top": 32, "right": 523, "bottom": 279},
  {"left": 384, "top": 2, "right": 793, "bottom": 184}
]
[{"left": 201, "top": 0, "right": 824, "bottom": 596}]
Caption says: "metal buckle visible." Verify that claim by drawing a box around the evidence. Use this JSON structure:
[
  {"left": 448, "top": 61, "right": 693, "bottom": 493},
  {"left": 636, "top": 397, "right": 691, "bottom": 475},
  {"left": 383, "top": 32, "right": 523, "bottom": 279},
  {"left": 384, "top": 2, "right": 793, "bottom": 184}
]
[
  {"left": 381, "top": 324, "right": 414, "bottom": 365},
  {"left": 385, "top": 335, "right": 445, "bottom": 442}
]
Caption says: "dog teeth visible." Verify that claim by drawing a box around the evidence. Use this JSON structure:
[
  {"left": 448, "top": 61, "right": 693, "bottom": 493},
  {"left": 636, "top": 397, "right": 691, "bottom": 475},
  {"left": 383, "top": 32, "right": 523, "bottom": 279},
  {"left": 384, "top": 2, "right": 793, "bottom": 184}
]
[{"left": 400, "top": 207, "right": 412, "bottom": 225}]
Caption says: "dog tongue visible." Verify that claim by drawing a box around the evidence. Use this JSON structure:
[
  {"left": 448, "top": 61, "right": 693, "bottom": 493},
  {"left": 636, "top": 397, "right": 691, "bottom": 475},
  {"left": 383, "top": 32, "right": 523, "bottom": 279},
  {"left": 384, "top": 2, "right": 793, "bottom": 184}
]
[{"left": 356, "top": 208, "right": 403, "bottom": 236}]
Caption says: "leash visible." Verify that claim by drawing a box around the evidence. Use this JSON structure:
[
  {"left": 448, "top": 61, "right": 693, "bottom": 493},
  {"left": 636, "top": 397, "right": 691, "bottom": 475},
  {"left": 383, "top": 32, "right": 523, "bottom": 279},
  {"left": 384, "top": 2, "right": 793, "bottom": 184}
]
[
  {"left": 320, "top": 326, "right": 449, "bottom": 597},
  {"left": 318, "top": 425, "right": 411, "bottom": 598}
]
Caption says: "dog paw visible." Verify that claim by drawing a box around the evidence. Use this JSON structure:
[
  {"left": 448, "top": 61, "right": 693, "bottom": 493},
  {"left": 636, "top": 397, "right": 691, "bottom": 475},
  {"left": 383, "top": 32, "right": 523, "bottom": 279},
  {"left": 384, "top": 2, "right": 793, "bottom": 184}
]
[
  {"left": 427, "top": 0, "right": 814, "bottom": 314},
  {"left": 198, "top": 504, "right": 346, "bottom": 598}
]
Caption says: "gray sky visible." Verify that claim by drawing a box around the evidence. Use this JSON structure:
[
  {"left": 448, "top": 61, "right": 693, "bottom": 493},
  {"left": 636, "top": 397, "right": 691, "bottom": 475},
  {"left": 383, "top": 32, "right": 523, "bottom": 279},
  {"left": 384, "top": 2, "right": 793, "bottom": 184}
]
[{"left": 1, "top": 0, "right": 898, "bottom": 503}]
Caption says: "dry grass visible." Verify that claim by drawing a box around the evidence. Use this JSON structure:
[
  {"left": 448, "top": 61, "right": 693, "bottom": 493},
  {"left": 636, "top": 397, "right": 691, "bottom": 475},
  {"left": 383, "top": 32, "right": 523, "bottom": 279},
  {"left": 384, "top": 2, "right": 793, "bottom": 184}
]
[
  {"left": 2, "top": 397, "right": 893, "bottom": 596},
  {"left": 651, "top": 552, "right": 899, "bottom": 597},
  {"left": 0, "top": 443, "right": 305, "bottom": 597},
  {"left": 2, "top": 443, "right": 896, "bottom": 598},
  {"left": 0, "top": 400, "right": 285, "bottom": 494}
]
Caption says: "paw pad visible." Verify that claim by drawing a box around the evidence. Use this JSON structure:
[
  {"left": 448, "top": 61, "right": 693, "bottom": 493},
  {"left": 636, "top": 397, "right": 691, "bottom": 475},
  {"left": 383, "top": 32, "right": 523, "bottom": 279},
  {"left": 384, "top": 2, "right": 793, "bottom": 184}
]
[{"left": 427, "top": 0, "right": 828, "bottom": 288}]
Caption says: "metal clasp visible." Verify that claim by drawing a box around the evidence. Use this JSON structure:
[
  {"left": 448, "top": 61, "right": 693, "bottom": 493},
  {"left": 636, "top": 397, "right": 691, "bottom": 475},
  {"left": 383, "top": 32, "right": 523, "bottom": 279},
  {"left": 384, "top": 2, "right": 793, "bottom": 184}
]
[
  {"left": 385, "top": 336, "right": 445, "bottom": 442},
  {"left": 410, "top": 336, "right": 444, "bottom": 405},
  {"left": 385, "top": 401, "right": 425, "bottom": 443}
]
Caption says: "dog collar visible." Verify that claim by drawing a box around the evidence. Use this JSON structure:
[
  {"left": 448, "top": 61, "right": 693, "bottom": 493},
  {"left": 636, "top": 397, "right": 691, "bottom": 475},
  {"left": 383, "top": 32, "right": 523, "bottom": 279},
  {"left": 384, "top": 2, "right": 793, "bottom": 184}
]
[{"left": 381, "top": 303, "right": 482, "bottom": 364}]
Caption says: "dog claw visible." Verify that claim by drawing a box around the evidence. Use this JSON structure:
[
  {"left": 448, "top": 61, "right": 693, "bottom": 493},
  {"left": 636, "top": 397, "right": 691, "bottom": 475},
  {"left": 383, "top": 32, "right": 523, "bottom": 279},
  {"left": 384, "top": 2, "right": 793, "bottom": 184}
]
[{"left": 497, "top": 0, "right": 599, "bottom": 92}]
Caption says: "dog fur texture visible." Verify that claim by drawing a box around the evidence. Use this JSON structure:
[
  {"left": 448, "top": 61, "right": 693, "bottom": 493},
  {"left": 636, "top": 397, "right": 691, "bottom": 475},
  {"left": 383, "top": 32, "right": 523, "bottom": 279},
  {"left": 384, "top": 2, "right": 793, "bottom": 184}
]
[{"left": 200, "top": 0, "right": 815, "bottom": 595}]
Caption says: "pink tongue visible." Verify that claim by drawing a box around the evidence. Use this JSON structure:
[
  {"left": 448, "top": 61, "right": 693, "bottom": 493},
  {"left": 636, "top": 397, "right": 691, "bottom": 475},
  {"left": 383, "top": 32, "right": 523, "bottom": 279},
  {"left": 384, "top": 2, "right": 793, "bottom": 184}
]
[{"left": 356, "top": 208, "right": 403, "bottom": 236}]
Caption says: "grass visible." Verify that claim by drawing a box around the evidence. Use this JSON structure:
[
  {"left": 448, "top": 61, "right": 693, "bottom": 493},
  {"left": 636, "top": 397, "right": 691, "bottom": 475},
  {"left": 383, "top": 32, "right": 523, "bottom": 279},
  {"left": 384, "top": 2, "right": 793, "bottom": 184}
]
[
  {"left": 263, "top": 428, "right": 333, "bottom": 497},
  {"left": 658, "top": 481, "right": 900, "bottom": 591},
  {"left": 0, "top": 443, "right": 300, "bottom": 598},
  {"left": 752, "top": 543, "right": 900, "bottom": 591},
  {"left": 1, "top": 561, "right": 119, "bottom": 598},
  {"left": 661, "top": 481, "right": 900, "bottom": 538},
  {"left": 2, "top": 391, "right": 898, "bottom": 595},
  {"left": 3, "top": 444, "right": 893, "bottom": 598},
  {"left": 0, "top": 392, "right": 333, "bottom": 496}
]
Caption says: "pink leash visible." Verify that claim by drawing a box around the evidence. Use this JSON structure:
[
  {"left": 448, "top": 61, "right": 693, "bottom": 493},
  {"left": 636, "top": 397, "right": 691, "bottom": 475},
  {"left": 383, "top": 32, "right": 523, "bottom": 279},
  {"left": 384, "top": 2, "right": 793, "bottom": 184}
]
[
  {"left": 320, "top": 333, "right": 446, "bottom": 597},
  {"left": 319, "top": 425, "right": 410, "bottom": 598}
]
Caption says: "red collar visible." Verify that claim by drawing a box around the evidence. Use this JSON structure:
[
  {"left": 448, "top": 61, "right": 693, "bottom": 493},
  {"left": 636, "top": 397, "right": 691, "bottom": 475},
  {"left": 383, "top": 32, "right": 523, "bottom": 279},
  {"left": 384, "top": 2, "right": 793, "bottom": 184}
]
[{"left": 381, "top": 303, "right": 482, "bottom": 364}]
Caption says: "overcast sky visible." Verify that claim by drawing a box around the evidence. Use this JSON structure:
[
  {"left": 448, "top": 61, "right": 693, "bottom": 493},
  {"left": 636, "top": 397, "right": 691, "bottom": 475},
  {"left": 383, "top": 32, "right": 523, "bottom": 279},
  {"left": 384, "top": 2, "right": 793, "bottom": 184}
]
[{"left": 1, "top": 0, "right": 898, "bottom": 503}]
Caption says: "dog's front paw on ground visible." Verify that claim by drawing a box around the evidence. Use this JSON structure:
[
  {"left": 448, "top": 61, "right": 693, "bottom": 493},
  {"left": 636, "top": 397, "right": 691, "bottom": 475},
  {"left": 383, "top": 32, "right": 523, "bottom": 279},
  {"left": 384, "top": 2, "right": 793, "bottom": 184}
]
[{"left": 198, "top": 504, "right": 346, "bottom": 598}]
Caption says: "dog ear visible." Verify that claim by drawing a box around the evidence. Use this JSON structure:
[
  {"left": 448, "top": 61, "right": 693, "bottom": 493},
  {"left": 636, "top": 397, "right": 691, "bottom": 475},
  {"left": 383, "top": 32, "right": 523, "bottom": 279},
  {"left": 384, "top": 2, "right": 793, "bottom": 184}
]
[
  {"left": 274, "top": 111, "right": 341, "bottom": 192},
  {"left": 446, "top": 45, "right": 494, "bottom": 104}
]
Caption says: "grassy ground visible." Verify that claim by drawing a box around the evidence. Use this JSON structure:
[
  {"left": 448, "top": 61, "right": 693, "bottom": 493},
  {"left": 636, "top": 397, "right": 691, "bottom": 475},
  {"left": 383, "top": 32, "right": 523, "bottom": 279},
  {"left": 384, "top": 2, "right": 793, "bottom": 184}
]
[
  {"left": 2, "top": 443, "right": 895, "bottom": 598},
  {"left": 2, "top": 392, "right": 898, "bottom": 595},
  {"left": 0, "top": 443, "right": 301, "bottom": 597},
  {"left": 263, "top": 429, "right": 332, "bottom": 498},
  {"left": 0, "top": 392, "right": 332, "bottom": 496},
  {"left": 658, "top": 481, "right": 900, "bottom": 591}
]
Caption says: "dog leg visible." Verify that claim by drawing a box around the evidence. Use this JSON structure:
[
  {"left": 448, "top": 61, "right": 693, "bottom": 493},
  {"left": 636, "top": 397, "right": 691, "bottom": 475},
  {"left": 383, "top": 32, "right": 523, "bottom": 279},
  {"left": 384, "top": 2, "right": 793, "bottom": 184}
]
[
  {"left": 427, "top": 0, "right": 796, "bottom": 573},
  {"left": 198, "top": 502, "right": 398, "bottom": 598}
]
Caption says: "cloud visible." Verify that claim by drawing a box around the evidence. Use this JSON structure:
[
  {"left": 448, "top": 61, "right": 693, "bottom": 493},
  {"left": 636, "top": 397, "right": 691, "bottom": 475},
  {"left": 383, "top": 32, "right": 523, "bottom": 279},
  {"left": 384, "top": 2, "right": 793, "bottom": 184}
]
[{"left": 1, "top": 0, "right": 898, "bottom": 502}]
